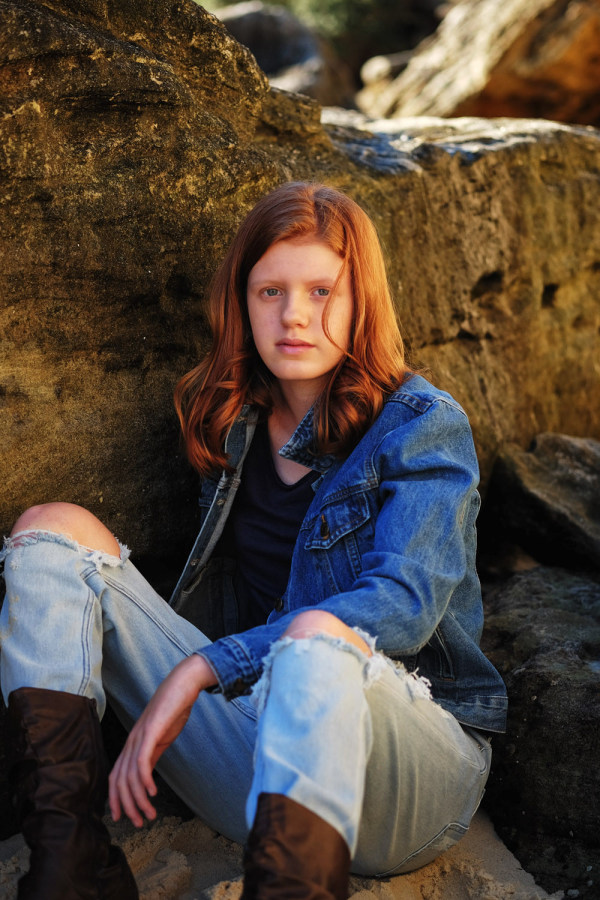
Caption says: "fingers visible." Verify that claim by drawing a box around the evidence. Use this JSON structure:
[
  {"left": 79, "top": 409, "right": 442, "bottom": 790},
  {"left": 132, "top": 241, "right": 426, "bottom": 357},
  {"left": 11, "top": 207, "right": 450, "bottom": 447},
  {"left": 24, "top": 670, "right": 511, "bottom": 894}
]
[
  {"left": 109, "top": 727, "right": 158, "bottom": 828},
  {"left": 107, "top": 656, "right": 211, "bottom": 827}
]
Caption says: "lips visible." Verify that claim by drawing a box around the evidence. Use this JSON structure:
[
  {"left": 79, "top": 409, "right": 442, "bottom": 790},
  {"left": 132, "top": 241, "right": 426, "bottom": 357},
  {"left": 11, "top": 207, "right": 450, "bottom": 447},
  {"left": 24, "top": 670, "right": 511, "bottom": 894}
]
[{"left": 276, "top": 339, "right": 314, "bottom": 348}]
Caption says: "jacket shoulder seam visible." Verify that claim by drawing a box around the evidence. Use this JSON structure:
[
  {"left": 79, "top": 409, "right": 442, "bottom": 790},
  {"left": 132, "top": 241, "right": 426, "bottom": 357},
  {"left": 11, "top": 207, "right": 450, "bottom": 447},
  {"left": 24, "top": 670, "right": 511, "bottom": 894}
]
[{"left": 388, "top": 391, "right": 466, "bottom": 419}]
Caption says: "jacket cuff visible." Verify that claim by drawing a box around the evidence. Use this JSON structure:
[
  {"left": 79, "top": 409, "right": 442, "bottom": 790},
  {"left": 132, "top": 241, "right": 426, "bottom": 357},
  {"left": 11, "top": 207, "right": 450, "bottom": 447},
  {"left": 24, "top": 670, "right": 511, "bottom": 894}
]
[{"left": 196, "top": 636, "right": 261, "bottom": 700}]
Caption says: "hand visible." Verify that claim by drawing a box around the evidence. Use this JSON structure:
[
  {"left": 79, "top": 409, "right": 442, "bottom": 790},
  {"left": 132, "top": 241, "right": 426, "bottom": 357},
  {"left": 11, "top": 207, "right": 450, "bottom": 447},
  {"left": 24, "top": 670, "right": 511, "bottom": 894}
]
[{"left": 108, "top": 654, "right": 217, "bottom": 827}]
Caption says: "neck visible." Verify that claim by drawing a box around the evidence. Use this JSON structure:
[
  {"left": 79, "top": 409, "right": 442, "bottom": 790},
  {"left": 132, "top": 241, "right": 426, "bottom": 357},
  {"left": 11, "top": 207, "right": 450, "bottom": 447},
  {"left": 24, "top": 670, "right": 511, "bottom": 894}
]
[{"left": 273, "top": 382, "right": 319, "bottom": 432}]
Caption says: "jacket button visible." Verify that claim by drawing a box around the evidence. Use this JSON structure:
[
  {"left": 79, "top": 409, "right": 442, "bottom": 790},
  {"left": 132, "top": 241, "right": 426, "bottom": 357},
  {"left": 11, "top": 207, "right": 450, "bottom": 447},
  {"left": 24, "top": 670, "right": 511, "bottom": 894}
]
[
  {"left": 320, "top": 515, "right": 330, "bottom": 540},
  {"left": 274, "top": 597, "right": 284, "bottom": 612}
]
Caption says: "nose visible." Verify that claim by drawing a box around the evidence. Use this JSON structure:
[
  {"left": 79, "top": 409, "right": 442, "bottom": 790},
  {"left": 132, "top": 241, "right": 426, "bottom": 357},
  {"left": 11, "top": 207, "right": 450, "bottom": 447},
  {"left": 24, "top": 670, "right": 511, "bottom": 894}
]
[{"left": 280, "top": 291, "right": 310, "bottom": 328}]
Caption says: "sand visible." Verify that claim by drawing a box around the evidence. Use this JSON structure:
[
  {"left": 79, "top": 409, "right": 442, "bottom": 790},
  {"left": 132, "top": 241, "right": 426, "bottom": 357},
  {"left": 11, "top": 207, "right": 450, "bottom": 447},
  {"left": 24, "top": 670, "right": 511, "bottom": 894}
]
[{"left": 0, "top": 810, "right": 563, "bottom": 899}]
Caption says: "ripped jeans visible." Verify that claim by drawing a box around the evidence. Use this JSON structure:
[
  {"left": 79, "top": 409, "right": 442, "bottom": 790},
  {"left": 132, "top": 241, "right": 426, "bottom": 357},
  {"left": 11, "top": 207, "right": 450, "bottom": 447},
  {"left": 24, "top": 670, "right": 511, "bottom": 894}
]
[{"left": 0, "top": 531, "right": 491, "bottom": 876}]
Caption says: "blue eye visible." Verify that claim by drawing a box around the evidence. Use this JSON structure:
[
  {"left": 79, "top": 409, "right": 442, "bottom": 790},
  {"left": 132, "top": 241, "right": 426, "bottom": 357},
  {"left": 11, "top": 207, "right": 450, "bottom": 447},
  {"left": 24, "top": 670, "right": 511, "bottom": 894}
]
[
  {"left": 265, "top": 288, "right": 280, "bottom": 297},
  {"left": 315, "top": 288, "right": 330, "bottom": 297}
]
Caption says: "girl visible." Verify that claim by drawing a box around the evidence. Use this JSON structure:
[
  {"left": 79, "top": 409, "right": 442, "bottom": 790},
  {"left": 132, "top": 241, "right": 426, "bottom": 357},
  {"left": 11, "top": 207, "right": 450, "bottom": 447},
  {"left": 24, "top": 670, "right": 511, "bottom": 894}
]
[{"left": 1, "top": 182, "right": 507, "bottom": 900}]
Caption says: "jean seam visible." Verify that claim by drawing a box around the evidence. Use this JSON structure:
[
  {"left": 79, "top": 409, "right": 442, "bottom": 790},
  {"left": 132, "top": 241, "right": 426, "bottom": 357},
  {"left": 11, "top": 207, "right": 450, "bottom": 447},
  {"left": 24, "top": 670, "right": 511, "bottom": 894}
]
[
  {"left": 76, "top": 583, "right": 95, "bottom": 697},
  {"left": 99, "top": 571, "right": 200, "bottom": 659},
  {"left": 375, "top": 820, "right": 469, "bottom": 878}
]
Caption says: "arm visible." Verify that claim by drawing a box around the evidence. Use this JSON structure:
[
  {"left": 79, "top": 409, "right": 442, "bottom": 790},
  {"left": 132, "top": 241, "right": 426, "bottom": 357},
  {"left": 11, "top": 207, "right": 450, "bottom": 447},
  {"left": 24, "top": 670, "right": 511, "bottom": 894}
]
[
  {"left": 318, "top": 400, "right": 479, "bottom": 653},
  {"left": 200, "top": 396, "right": 481, "bottom": 696},
  {"left": 108, "top": 654, "right": 217, "bottom": 826}
]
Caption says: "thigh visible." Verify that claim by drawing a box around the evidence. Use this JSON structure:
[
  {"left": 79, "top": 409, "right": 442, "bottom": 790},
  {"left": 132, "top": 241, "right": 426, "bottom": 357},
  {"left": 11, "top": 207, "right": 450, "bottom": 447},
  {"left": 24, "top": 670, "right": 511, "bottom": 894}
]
[
  {"left": 94, "top": 557, "right": 258, "bottom": 843},
  {"left": 353, "top": 661, "right": 491, "bottom": 876}
]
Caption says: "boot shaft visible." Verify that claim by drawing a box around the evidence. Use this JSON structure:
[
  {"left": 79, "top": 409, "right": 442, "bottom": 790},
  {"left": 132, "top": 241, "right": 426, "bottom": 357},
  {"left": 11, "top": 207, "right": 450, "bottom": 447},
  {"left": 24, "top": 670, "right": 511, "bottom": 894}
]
[
  {"left": 8, "top": 687, "right": 138, "bottom": 900},
  {"left": 242, "top": 793, "right": 350, "bottom": 900}
]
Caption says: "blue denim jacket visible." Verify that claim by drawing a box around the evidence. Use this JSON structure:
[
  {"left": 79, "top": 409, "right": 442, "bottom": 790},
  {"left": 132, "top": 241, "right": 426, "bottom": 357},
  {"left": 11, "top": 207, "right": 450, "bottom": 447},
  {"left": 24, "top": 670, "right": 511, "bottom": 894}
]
[{"left": 169, "top": 374, "right": 507, "bottom": 733}]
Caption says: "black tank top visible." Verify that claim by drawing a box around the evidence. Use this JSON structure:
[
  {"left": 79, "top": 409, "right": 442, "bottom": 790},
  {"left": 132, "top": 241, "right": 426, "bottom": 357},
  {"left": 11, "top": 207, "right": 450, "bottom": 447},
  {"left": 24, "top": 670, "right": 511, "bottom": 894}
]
[{"left": 215, "top": 422, "right": 318, "bottom": 630}]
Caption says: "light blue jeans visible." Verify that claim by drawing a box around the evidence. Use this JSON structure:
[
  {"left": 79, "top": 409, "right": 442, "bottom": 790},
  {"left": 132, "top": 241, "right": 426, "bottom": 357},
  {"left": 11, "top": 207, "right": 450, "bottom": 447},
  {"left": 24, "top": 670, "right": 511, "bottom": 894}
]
[{"left": 0, "top": 531, "right": 492, "bottom": 876}]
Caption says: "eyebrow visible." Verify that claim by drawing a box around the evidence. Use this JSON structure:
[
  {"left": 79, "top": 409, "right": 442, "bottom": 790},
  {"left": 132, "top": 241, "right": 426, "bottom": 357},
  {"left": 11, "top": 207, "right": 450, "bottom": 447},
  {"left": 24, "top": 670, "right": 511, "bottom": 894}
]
[{"left": 248, "top": 274, "right": 340, "bottom": 288}]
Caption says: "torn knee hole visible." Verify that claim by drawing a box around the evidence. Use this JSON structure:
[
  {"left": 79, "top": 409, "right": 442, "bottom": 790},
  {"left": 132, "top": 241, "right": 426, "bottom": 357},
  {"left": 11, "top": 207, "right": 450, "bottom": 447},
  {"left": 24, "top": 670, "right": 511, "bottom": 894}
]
[{"left": 283, "top": 611, "right": 372, "bottom": 656}]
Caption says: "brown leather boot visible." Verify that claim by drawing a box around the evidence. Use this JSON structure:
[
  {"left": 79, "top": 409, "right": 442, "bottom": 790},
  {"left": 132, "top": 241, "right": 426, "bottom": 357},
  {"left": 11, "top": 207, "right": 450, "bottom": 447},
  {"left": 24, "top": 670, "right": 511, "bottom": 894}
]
[
  {"left": 241, "top": 793, "right": 350, "bottom": 899},
  {"left": 8, "top": 687, "right": 138, "bottom": 900}
]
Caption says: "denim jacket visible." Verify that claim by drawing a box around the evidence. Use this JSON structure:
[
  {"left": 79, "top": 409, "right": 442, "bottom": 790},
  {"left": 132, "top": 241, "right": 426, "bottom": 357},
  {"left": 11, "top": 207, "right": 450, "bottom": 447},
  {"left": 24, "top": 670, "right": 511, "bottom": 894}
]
[{"left": 169, "top": 374, "right": 507, "bottom": 733}]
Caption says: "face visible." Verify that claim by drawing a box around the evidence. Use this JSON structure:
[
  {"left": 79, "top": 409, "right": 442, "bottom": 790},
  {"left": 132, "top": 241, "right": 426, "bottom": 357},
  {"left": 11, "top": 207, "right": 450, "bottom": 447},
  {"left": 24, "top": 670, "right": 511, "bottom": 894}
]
[{"left": 247, "top": 237, "right": 353, "bottom": 403}]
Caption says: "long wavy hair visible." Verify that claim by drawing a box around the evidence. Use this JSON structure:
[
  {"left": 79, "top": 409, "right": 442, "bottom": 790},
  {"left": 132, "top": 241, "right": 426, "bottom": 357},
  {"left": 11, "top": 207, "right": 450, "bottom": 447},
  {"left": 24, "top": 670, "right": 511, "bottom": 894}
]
[{"left": 174, "top": 182, "right": 407, "bottom": 476}]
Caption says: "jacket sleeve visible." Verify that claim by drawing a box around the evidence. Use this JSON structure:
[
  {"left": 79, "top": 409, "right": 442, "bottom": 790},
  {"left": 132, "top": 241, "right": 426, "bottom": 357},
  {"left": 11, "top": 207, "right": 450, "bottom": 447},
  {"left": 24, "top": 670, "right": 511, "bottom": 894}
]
[{"left": 196, "top": 397, "right": 481, "bottom": 699}]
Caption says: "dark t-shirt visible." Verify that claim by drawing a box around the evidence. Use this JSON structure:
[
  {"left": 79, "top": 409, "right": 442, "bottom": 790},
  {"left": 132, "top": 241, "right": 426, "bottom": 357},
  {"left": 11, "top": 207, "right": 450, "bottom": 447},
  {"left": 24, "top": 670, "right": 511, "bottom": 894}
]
[{"left": 215, "top": 422, "right": 318, "bottom": 630}]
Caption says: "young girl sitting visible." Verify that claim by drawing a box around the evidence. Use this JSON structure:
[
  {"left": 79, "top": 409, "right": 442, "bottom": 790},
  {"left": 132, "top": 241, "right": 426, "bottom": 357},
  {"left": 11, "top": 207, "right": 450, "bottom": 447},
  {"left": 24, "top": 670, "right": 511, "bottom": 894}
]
[{"left": 1, "top": 182, "right": 507, "bottom": 900}]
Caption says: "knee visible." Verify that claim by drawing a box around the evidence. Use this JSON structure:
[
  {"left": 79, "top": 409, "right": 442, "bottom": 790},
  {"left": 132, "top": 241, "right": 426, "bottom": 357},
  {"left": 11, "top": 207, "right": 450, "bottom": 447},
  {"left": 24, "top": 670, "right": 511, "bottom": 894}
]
[
  {"left": 11, "top": 503, "right": 120, "bottom": 557},
  {"left": 282, "top": 610, "right": 372, "bottom": 656},
  {"left": 12, "top": 502, "right": 88, "bottom": 536}
]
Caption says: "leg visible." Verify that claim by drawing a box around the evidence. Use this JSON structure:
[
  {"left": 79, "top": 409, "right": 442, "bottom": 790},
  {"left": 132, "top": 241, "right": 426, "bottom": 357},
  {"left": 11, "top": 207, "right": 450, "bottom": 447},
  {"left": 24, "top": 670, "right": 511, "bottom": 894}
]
[
  {"left": 10, "top": 501, "right": 122, "bottom": 554},
  {"left": 2, "top": 505, "right": 139, "bottom": 899},
  {"left": 2, "top": 503, "right": 126, "bottom": 707},
  {"left": 1, "top": 512, "right": 258, "bottom": 841},
  {"left": 353, "top": 663, "right": 491, "bottom": 876},
  {"left": 242, "top": 611, "right": 369, "bottom": 900},
  {"left": 0, "top": 507, "right": 257, "bottom": 898},
  {"left": 241, "top": 611, "right": 491, "bottom": 898},
  {"left": 246, "top": 610, "right": 374, "bottom": 851}
]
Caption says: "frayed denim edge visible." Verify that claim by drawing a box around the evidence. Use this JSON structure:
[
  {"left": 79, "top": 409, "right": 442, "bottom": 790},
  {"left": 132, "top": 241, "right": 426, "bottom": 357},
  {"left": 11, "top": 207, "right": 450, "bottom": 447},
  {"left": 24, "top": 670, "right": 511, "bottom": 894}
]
[
  {"left": 250, "top": 629, "right": 392, "bottom": 718},
  {"left": 0, "top": 529, "right": 130, "bottom": 571}
]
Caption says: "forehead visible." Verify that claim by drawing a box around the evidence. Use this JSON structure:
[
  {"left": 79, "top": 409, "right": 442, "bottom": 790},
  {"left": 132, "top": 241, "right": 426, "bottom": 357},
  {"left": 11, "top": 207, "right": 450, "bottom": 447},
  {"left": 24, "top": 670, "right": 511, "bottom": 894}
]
[{"left": 248, "top": 237, "right": 346, "bottom": 282}]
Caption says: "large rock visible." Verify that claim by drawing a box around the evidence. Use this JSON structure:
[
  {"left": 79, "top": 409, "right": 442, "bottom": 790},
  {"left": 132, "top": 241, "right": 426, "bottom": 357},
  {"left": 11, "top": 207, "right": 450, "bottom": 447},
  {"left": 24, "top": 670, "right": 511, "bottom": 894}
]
[
  {"left": 216, "top": 1, "right": 355, "bottom": 107},
  {"left": 1, "top": 1, "right": 600, "bottom": 579},
  {"left": 358, "top": 0, "right": 600, "bottom": 124},
  {"left": 481, "top": 433, "right": 600, "bottom": 572},
  {"left": 482, "top": 566, "right": 600, "bottom": 897}
]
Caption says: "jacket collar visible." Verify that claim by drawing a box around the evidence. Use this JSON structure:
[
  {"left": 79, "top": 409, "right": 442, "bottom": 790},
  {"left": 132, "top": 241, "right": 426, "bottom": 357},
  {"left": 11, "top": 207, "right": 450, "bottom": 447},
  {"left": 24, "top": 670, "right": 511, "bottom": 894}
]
[{"left": 277, "top": 405, "right": 337, "bottom": 474}]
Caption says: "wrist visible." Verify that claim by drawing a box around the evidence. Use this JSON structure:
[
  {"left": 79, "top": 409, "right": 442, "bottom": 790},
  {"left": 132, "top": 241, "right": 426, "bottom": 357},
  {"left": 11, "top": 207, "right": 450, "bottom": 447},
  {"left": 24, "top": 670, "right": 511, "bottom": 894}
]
[{"left": 186, "top": 652, "right": 218, "bottom": 691}]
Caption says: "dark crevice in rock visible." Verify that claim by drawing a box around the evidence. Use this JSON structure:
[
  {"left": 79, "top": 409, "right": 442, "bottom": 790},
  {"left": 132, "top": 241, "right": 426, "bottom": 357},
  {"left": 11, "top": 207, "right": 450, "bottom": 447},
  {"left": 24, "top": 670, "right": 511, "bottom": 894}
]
[{"left": 541, "top": 282, "right": 558, "bottom": 307}]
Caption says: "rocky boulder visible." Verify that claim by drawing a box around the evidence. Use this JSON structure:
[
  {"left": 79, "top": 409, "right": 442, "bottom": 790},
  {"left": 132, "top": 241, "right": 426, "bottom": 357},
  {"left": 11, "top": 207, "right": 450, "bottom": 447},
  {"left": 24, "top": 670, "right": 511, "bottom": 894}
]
[
  {"left": 1, "top": 1, "right": 600, "bottom": 579},
  {"left": 357, "top": 50, "right": 413, "bottom": 115},
  {"left": 358, "top": 0, "right": 600, "bottom": 125},
  {"left": 481, "top": 433, "right": 600, "bottom": 572},
  {"left": 482, "top": 565, "right": 600, "bottom": 898},
  {"left": 215, "top": 1, "right": 355, "bottom": 107}
]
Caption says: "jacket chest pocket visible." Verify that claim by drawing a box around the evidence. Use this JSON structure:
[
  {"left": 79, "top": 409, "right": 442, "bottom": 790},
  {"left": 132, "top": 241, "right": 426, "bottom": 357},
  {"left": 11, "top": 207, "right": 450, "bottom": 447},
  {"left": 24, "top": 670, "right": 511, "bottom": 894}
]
[{"left": 302, "top": 491, "right": 373, "bottom": 593}]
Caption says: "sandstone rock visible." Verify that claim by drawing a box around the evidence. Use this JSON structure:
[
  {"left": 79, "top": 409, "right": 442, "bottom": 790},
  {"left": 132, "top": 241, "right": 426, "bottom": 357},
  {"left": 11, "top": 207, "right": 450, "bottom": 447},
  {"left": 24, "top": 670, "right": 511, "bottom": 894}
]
[
  {"left": 482, "top": 565, "right": 600, "bottom": 898},
  {"left": 216, "top": 1, "right": 355, "bottom": 107},
  {"left": 360, "top": 51, "right": 414, "bottom": 88},
  {"left": 482, "top": 433, "right": 600, "bottom": 572},
  {"left": 358, "top": 0, "right": 600, "bottom": 125},
  {"left": 1, "top": 2, "right": 600, "bottom": 575},
  {"left": 321, "top": 111, "right": 600, "bottom": 488},
  {"left": 357, "top": 50, "right": 413, "bottom": 115}
]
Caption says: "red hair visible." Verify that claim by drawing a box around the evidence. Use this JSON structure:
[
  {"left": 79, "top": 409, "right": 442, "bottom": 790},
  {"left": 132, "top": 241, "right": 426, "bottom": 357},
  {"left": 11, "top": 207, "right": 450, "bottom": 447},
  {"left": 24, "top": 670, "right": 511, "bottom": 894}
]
[{"left": 174, "top": 182, "right": 406, "bottom": 476}]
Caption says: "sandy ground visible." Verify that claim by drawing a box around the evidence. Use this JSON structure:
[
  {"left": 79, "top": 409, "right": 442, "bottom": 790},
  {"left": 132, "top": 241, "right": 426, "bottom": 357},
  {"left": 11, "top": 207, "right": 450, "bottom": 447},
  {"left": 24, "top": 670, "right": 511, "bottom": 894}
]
[{"left": 0, "top": 810, "right": 563, "bottom": 899}]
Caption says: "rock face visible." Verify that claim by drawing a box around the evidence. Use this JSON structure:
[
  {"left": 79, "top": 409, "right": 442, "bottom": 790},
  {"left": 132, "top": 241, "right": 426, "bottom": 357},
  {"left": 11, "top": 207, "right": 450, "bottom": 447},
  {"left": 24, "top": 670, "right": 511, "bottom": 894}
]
[
  {"left": 216, "top": 1, "right": 355, "bottom": 107},
  {"left": 482, "top": 433, "right": 600, "bottom": 572},
  {"left": 482, "top": 565, "right": 600, "bottom": 897},
  {"left": 358, "top": 0, "right": 600, "bottom": 125},
  {"left": 1, "top": 0, "right": 600, "bottom": 578}
]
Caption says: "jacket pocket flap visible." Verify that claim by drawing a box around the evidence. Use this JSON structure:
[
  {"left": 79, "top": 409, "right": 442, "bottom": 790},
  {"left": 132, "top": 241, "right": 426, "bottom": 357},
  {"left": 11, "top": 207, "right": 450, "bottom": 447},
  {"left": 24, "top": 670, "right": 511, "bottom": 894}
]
[{"left": 303, "top": 492, "right": 371, "bottom": 549}]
